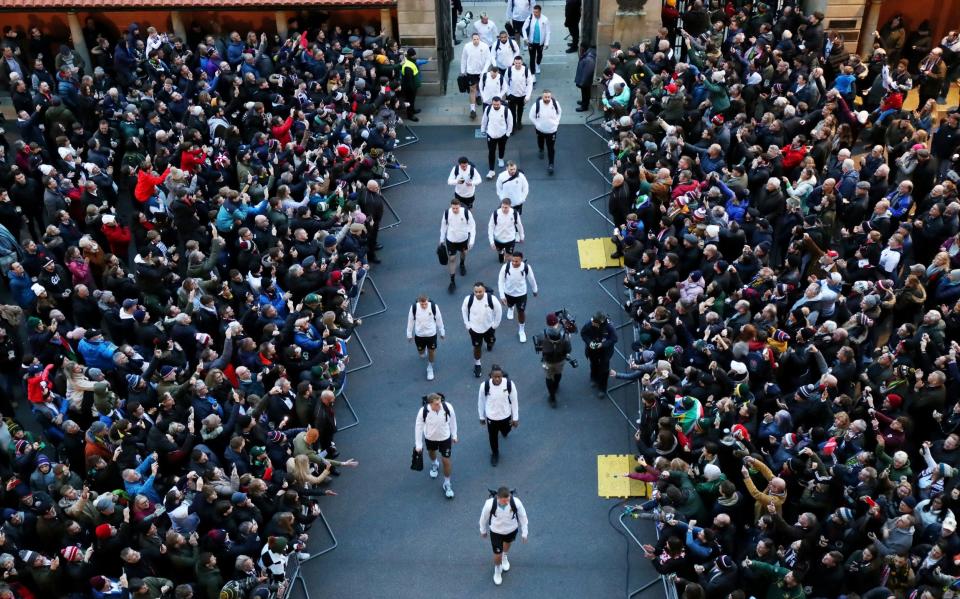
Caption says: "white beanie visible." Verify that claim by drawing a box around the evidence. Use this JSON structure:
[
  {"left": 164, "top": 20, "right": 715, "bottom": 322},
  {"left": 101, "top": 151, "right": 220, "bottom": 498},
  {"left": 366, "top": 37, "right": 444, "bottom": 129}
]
[
  {"left": 31, "top": 284, "right": 46, "bottom": 296},
  {"left": 703, "top": 464, "right": 722, "bottom": 481}
]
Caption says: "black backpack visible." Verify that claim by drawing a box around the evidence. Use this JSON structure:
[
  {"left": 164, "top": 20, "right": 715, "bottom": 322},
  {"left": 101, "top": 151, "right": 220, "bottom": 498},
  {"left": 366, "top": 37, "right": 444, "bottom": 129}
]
[
  {"left": 484, "top": 104, "right": 510, "bottom": 128},
  {"left": 506, "top": 64, "right": 529, "bottom": 85},
  {"left": 502, "top": 259, "right": 529, "bottom": 278},
  {"left": 411, "top": 301, "right": 438, "bottom": 321},
  {"left": 467, "top": 289, "right": 495, "bottom": 312},
  {"left": 492, "top": 209, "right": 520, "bottom": 232},
  {"left": 444, "top": 206, "right": 472, "bottom": 224},
  {"left": 487, "top": 489, "right": 519, "bottom": 525},
  {"left": 483, "top": 377, "right": 513, "bottom": 402},
  {"left": 454, "top": 163, "right": 476, "bottom": 182},
  {"left": 421, "top": 395, "right": 452, "bottom": 422},
  {"left": 534, "top": 97, "right": 560, "bottom": 119}
]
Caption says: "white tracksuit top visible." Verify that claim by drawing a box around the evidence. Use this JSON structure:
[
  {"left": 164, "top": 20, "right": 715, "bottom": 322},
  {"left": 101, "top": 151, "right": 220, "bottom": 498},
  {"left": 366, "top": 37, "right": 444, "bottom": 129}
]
[
  {"left": 477, "top": 377, "right": 518, "bottom": 421},
  {"left": 440, "top": 206, "right": 476, "bottom": 245},
  {"left": 481, "top": 104, "right": 513, "bottom": 139},
  {"left": 479, "top": 495, "right": 529, "bottom": 536},
  {"left": 488, "top": 207, "right": 525, "bottom": 245},
  {"left": 406, "top": 301, "right": 445, "bottom": 338},
  {"left": 414, "top": 402, "right": 458, "bottom": 450},
  {"left": 461, "top": 41, "right": 492, "bottom": 75},
  {"left": 461, "top": 291, "right": 502, "bottom": 333},
  {"left": 529, "top": 97, "right": 562, "bottom": 134},
  {"left": 495, "top": 170, "right": 529, "bottom": 206},
  {"left": 447, "top": 164, "right": 482, "bottom": 199}
]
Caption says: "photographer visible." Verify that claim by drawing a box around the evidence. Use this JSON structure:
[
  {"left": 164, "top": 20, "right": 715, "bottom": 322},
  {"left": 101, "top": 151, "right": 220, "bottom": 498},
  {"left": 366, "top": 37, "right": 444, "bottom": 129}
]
[
  {"left": 535, "top": 312, "right": 574, "bottom": 406},
  {"left": 580, "top": 312, "right": 617, "bottom": 398}
]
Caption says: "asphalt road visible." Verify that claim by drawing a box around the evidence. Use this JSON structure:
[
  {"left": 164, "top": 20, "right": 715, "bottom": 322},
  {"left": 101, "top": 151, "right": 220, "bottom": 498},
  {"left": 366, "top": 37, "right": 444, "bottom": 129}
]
[{"left": 295, "top": 124, "right": 663, "bottom": 599}]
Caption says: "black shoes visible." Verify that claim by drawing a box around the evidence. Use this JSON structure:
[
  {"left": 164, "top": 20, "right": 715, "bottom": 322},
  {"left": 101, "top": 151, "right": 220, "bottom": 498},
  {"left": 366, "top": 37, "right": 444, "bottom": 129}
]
[
  {"left": 566, "top": 46, "right": 578, "bottom": 53},
  {"left": 448, "top": 279, "right": 456, "bottom": 293},
  {"left": 596, "top": 390, "right": 606, "bottom": 399},
  {"left": 459, "top": 262, "right": 466, "bottom": 276},
  {"left": 486, "top": 342, "right": 495, "bottom": 352},
  {"left": 516, "top": 123, "right": 523, "bottom": 131},
  {"left": 610, "top": 251, "right": 623, "bottom": 259},
  {"left": 470, "top": 109, "right": 477, "bottom": 119},
  {"left": 576, "top": 105, "right": 589, "bottom": 112},
  {"left": 538, "top": 149, "right": 544, "bottom": 159},
  {"left": 548, "top": 394, "right": 557, "bottom": 407},
  {"left": 548, "top": 164, "right": 554, "bottom": 175},
  {"left": 491, "top": 453, "right": 499, "bottom": 467},
  {"left": 474, "top": 364, "right": 482, "bottom": 378},
  {"left": 408, "top": 115, "right": 420, "bottom": 122}
]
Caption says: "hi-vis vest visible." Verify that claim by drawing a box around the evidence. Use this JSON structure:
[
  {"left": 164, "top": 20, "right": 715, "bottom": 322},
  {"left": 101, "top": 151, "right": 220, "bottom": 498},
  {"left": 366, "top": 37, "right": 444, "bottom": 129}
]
[{"left": 402, "top": 59, "right": 422, "bottom": 88}]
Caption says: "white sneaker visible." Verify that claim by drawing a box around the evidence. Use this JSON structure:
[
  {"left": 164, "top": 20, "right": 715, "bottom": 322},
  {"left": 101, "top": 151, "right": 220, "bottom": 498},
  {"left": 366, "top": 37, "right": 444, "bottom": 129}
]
[
  {"left": 506, "top": 307, "right": 514, "bottom": 320},
  {"left": 486, "top": 170, "right": 496, "bottom": 179},
  {"left": 501, "top": 554, "right": 510, "bottom": 572},
  {"left": 429, "top": 463, "right": 439, "bottom": 478},
  {"left": 427, "top": 364, "right": 434, "bottom": 381},
  {"left": 519, "top": 330, "right": 527, "bottom": 343},
  {"left": 296, "top": 552, "right": 310, "bottom": 560},
  {"left": 443, "top": 481, "right": 455, "bottom": 498},
  {"left": 493, "top": 567, "right": 502, "bottom": 585},
  {"left": 498, "top": 158, "right": 505, "bottom": 168}
]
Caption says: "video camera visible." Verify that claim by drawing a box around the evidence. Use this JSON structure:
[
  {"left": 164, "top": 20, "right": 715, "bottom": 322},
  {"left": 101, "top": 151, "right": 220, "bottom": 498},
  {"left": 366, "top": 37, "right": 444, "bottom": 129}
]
[{"left": 532, "top": 308, "right": 579, "bottom": 368}]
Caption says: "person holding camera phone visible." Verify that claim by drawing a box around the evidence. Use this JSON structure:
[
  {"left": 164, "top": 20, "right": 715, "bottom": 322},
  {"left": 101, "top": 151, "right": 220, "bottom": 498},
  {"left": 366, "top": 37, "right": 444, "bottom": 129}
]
[{"left": 537, "top": 312, "right": 573, "bottom": 406}]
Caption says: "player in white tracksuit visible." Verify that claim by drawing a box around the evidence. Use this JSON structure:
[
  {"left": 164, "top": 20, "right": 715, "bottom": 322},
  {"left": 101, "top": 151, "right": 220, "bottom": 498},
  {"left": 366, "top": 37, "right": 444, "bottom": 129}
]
[
  {"left": 406, "top": 294, "right": 445, "bottom": 380},
  {"left": 479, "top": 486, "right": 529, "bottom": 585}
]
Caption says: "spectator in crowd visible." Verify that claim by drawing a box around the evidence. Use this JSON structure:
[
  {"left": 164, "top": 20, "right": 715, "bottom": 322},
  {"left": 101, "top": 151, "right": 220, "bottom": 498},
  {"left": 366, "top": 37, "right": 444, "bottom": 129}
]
[
  {"left": 0, "top": 16, "right": 415, "bottom": 599},
  {"left": 594, "top": 5, "right": 960, "bottom": 599}
]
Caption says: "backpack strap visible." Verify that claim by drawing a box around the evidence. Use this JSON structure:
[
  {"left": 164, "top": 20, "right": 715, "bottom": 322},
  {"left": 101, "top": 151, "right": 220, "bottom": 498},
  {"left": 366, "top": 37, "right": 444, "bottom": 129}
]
[{"left": 535, "top": 98, "right": 541, "bottom": 119}]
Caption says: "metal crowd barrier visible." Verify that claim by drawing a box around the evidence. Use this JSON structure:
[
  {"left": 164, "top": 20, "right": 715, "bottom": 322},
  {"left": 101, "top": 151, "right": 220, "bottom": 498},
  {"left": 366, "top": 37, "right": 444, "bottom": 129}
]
[
  {"left": 381, "top": 167, "right": 411, "bottom": 191},
  {"left": 395, "top": 122, "right": 420, "bottom": 148},
  {"left": 619, "top": 511, "right": 679, "bottom": 599},
  {"left": 586, "top": 91, "right": 678, "bottom": 599}
]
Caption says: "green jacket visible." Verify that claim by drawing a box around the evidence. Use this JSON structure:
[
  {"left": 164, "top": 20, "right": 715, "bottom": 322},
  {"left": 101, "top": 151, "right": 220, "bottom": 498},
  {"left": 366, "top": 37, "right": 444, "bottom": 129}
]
[
  {"left": 195, "top": 563, "right": 223, "bottom": 599},
  {"left": 702, "top": 80, "right": 731, "bottom": 113},
  {"left": 749, "top": 562, "right": 806, "bottom": 599},
  {"left": 665, "top": 470, "right": 707, "bottom": 521}
]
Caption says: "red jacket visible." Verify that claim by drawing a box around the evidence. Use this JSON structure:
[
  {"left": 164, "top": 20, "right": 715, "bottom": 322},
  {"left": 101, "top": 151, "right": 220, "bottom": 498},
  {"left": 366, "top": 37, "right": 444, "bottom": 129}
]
[
  {"left": 102, "top": 222, "right": 132, "bottom": 256},
  {"left": 271, "top": 116, "right": 294, "bottom": 147},
  {"left": 180, "top": 148, "right": 207, "bottom": 173},
  {"left": 781, "top": 144, "right": 808, "bottom": 170},
  {"left": 134, "top": 166, "right": 171, "bottom": 202}
]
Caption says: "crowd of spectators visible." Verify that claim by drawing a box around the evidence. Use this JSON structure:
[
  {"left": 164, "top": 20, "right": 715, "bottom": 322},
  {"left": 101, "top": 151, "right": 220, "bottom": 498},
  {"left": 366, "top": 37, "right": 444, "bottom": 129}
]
[
  {"left": 0, "top": 14, "right": 411, "bottom": 599},
  {"left": 593, "top": 3, "right": 960, "bottom": 599}
]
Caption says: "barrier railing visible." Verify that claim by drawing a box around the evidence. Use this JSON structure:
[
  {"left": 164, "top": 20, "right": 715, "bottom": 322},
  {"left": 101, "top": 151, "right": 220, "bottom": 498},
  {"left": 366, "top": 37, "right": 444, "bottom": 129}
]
[
  {"left": 586, "top": 112, "right": 678, "bottom": 599},
  {"left": 395, "top": 123, "right": 420, "bottom": 148}
]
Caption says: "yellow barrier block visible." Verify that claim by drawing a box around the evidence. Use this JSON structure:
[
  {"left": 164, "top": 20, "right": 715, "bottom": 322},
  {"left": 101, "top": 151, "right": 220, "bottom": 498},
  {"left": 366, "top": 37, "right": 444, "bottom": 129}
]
[
  {"left": 601, "top": 237, "right": 624, "bottom": 268},
  {"left": 578, "top": 238, "right": 623, "bottom": 270},
  {"left": 597, "top": 454, "right": 651, "bottom": 499}
]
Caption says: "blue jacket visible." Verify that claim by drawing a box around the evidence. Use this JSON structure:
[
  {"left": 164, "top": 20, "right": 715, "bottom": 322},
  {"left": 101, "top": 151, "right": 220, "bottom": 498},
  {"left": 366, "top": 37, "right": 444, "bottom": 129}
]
[
  {"left": 7, "top": 271, "right": 35, "bottom": 307},
  {"left": 226, "top": 40, "right": 246, "bottom": 67},
  {"left": 294, "top": 326, "right": 325, "bottom": 352},
  {"left": 123, "top": 454, "right": 160, "bottom": 502},
  {"left": 78, "top": 338, "right": 119, "bottom": 371}
]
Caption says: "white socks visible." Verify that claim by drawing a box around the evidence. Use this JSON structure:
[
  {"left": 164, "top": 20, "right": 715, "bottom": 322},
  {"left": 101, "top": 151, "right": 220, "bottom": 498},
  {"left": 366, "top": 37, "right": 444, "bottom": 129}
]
[{"left": 470, "top": 103, "right": 476, "bottom": 111}]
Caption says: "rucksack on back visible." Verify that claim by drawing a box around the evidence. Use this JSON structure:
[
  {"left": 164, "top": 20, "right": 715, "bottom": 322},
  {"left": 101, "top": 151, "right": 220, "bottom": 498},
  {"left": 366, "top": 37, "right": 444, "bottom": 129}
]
[
  {"left": 483, "top": 377, "right": 513, "bottom": 402},
  {"left": 421, "top": 394, "right": 451, "bottom": 422},
  {"left": 487, "top": 489, "right": 518, "bottom": 525},
  {"left": 467, "top": 289, "right": 495, "bottom": 313}
]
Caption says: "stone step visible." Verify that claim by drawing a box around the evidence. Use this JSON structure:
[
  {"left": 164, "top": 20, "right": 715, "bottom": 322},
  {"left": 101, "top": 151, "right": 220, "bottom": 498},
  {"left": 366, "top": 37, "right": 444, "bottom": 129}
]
[{"left": 419, "top": 80, "right": 445, "bottom": 96}]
